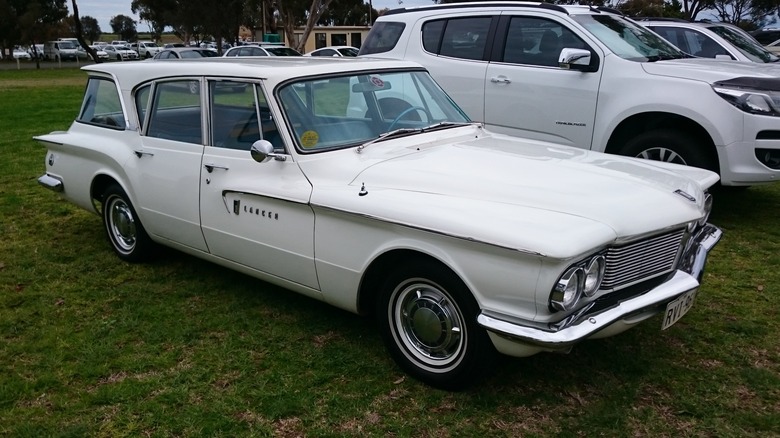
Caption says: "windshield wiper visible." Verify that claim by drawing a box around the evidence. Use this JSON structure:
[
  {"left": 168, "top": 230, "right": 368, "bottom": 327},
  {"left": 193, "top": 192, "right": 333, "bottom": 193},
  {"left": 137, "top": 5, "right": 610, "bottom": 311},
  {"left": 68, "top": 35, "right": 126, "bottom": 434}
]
[
  {"left": 356, "top": 128, "right": 422, "bottom": 153},
  {"left": 420, "top": 121, "right": 477, "bottom": 132}
]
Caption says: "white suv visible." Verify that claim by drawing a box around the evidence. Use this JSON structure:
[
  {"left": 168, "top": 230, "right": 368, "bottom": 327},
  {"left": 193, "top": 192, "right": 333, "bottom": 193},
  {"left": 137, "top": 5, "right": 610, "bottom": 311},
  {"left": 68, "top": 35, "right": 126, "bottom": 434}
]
[
  {"left": 131, "top": 41, "right": 161, "bottom": 59},
  {"left": 360, "top": 2, "right": 780, "bottom": 186}
]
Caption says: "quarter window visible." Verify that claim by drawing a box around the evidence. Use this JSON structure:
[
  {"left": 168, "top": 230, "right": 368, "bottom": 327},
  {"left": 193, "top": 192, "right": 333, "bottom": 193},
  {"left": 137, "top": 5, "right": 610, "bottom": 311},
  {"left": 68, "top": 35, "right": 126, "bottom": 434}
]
[
  {"left": 359, "top": 22, "right": 406, "bottom": 55},
  {"left": 78, "top": 78, "right": 126, "bottom": 129}
]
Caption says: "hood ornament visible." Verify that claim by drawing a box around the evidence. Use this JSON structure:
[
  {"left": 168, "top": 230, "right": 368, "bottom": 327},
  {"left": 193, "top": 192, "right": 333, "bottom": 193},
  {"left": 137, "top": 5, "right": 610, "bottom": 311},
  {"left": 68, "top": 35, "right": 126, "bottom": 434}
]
[
  {"left": 359, "top": 182, "right": 368, "bottom": 197},
  {"left": 674, "top": 189, "right": 696, "bottom": 203}
]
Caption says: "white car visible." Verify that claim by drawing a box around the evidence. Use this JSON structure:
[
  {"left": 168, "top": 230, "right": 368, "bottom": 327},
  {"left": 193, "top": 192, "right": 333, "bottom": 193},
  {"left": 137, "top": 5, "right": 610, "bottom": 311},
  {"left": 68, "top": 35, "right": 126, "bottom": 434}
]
[
  {"left": 305, "top": 46, "right": 359, "bottom": 57},
  {"left": 223, "top": 45, "right": 302, "bottom": 57},
  {"left": 103, "top": 45, "right": 139, "bottom": 61},
  {"left": 132, "top": 41, "right": 161, "bottom": 58},
  {"left": 12, "top": 48, "right": 31, "bottom": 60},
  {"left": 361, "top": 4, "right": 780, "bottom": 186},
  {"left": 35, "top": 58, "right": 721, "bottom": 389},
  {"left": 642, "top": 19, "right": 779, "bottom": 63}
]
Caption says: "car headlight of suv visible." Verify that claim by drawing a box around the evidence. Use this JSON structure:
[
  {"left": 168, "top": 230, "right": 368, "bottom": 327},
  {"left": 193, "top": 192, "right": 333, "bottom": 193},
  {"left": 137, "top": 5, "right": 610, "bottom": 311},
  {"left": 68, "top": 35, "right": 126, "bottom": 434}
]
[
  {"left": 550, "top": 254, "right": 606, "bottom": 311},
  {"left": 713, "top": 78, "right": 780, "bottom": 117}
]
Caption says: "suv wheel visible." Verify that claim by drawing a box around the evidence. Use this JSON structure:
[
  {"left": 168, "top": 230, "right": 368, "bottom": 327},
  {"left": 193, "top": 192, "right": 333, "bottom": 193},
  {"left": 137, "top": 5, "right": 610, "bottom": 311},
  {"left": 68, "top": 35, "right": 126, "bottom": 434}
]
[{"left": 620, "top": 129, "right": 717, "bottom": 172}]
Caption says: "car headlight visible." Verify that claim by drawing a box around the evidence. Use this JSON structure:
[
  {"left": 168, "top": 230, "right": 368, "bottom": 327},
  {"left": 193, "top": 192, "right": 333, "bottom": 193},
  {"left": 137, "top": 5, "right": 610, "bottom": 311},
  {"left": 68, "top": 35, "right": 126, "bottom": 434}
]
[
  {"left": 550, "top": 267, "right": 584, "bottom": 312},
  {"left": 583, "top": 255, "right": 606, "bottom": 297},
  {"left": 713, "top": 80, "right": 780, "bottom": 117},
  {"left": 550, "top": 253, "right": 607, "bottom": 311}
]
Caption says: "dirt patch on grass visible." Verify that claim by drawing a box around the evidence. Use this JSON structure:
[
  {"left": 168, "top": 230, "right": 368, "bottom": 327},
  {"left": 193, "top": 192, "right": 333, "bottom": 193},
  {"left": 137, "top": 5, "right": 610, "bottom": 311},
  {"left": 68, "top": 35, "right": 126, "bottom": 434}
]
[{"left": 0, "top": 77, "right": 84, "bottom": 89}]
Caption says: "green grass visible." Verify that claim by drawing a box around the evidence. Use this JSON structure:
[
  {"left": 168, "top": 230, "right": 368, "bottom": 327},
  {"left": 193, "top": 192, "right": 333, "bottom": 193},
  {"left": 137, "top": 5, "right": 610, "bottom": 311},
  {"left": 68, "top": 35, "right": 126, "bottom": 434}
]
[{"left": 1, "top": 68, "right": 779, "bottom": 437}]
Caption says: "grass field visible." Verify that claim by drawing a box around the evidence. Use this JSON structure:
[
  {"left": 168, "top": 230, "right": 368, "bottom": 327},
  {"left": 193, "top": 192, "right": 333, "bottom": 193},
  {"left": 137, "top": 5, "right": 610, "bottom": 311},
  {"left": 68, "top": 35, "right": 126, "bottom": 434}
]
[{"left": 0, "top": 68, "right": 778, "bottom": 437}]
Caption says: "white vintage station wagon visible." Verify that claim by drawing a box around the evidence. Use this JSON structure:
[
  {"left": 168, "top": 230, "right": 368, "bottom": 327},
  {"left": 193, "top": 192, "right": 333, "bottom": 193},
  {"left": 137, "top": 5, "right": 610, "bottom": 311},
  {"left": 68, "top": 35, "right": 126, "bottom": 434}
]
[{"left": 37, "top": 57, "right": 722, "bottom": 389}]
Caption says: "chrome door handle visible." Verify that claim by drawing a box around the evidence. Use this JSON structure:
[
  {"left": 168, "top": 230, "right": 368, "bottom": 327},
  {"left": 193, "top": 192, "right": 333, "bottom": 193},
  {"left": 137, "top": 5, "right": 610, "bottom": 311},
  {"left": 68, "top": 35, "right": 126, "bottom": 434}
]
[
  {"left": 490, "top": 76, "right": 511, "bottom": 84},
  {"left": 204, "top": 163, "right": 229, "bottom": 173},
  {"left": 134, "top": 150, "right": 154, "bottom": 158}
]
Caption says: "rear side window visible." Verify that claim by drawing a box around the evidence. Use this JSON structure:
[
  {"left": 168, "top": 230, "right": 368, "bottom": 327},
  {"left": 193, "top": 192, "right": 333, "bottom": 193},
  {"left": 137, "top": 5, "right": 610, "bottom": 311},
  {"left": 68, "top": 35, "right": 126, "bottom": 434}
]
[
  {"left": 359, "top": 22, "right": 406, "bottom": 55},
  {"left": 77, "top": 78, "right": 126, "bottom": 129}
]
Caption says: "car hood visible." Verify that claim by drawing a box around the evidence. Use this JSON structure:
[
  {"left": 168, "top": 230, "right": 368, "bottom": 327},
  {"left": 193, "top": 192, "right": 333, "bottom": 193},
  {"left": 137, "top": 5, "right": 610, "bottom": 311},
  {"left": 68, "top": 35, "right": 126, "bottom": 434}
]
[
  {"left": 642, "top": 58, "right": 780, "bottom": 83},
  {"left": 305, "top": 129, "right": 717, "bottom": 259}
]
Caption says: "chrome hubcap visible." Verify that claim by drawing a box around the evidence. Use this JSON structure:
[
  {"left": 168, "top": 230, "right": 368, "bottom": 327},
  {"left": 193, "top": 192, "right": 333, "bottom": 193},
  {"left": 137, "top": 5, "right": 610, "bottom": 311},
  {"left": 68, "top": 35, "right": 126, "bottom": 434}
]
[
  {"left": 109, "top": 197, "right": 136, "bottom": 252},
  {"left": 636, "top": 147, "right": 687, "bottom": 165},
  {"left": 393, "top": 281, "right": 465, "bottom": 369}
]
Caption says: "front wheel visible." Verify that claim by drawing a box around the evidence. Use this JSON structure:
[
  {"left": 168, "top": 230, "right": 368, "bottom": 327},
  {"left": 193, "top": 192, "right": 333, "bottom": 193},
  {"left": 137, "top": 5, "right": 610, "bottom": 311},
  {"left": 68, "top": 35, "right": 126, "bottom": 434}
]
[
  {"left": 376, "top": 259, "right": 494, "bottom": 390},
  {"left": 620, "top": 129, "right": 717, "bottom": 172},
  {"left": 102, "top": 184, "right": 154, "bottom": 262}
]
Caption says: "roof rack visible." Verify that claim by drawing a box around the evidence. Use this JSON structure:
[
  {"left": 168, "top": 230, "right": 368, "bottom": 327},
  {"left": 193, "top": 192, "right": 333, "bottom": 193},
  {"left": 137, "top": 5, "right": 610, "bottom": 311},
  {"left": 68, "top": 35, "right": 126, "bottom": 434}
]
[
  {"left": 633, "top": 17, "right": 689, "bottom": 22},
  {"left": 383, "top": 2, "right": 568, "bottom": 17}
]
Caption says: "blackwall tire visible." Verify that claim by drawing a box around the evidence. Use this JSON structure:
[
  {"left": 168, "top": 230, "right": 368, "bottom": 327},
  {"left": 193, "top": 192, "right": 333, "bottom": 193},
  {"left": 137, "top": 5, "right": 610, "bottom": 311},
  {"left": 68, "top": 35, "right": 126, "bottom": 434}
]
[{"left": 620, "top": 129, "right": 717, "bottom": 172}]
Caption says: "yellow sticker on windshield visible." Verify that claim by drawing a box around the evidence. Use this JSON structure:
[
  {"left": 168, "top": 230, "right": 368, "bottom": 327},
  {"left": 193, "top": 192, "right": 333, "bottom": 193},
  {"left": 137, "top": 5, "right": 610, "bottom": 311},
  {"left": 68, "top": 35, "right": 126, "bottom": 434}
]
[{"left": 300, "top": 130, "right": 319, "bottom": 148}]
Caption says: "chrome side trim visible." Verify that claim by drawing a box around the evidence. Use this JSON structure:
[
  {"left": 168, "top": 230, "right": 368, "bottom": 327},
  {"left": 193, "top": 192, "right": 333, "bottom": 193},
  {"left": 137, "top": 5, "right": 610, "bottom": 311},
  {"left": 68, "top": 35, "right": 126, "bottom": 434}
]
[
  {"left": 38, "top": 174, "right": 63, "bottom": 193},
  {"left": 478, "top": 224, "right": 722, "bottom": 348}
]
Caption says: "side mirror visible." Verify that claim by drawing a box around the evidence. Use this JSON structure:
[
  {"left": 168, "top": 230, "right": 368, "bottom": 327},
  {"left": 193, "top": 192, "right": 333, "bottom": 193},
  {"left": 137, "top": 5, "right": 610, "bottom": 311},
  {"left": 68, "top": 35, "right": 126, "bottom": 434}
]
[
  {"left": 559, "top": 48, "right": 594, "bottom": 72},
  {"left": 250, "top": 139, "right": 286, "bottom": 163}
]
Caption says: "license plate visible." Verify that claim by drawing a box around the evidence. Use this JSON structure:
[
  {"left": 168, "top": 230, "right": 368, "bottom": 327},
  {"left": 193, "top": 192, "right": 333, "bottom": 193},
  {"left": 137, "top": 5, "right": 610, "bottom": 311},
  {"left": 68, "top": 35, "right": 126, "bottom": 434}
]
[{"left": 661, "top": 289, "right": 698, "bottom": 330}]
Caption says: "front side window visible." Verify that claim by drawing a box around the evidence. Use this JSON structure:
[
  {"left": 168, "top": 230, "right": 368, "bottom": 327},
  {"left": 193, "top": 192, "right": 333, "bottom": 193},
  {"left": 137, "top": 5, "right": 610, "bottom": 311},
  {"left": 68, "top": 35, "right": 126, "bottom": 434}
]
[
  {"left": 209, "top": 80, "right": 283, "bottom": 152},
  {"left": 649, "top": 26, "right": 730, "bottom": 59},
  {"left": 359, "top": 22, "right": 406, "bottom": 55},
  {"left": 277, "top": 70, "right": 470, "bottom": 152},
  {"left": 78, "top": 78, "right": 127, "bottom": 129},
  {"left": 572, "top": 14, "right": 683, "bottom": 61},
  {"left": 503, "top": 17, "right": 591, "bottom": 67},
  {"left": 146, "top": 80, "right": 203, "bottom": 144}
]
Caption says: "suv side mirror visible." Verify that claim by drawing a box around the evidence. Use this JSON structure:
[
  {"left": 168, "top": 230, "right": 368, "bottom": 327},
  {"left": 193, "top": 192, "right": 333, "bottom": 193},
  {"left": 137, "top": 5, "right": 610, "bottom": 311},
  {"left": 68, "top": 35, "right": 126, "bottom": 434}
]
[{"left": 559, "top": 48, "right": 595, "bottom": 72}]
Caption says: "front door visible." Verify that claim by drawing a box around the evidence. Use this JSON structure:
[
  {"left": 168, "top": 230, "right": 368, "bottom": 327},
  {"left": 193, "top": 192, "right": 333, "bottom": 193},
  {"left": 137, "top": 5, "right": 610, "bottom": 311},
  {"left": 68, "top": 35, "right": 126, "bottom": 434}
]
[
  {"left": 484, "top": 13, "right": 603, "bottom": 148},
  {"left": 198, "top": 79, "right": 319, "bottom": 290}
]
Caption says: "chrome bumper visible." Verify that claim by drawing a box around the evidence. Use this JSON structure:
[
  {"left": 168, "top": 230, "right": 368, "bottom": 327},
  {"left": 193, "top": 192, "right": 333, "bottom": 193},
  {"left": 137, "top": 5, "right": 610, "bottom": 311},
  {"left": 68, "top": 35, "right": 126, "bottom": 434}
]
[
  {"left": 477, "top": 224, "right": 722, "bottom": 348},
  {"left": 38, "top": 173, "right": 63, "bottom": 192}
]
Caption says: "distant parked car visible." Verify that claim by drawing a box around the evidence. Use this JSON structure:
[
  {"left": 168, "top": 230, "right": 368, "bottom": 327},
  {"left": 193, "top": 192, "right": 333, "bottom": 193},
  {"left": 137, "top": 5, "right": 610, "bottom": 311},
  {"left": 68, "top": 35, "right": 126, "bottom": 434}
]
[
  {"left": 132, "top": 41, "right": 161, "bottom": 59},
  {"left": 223, "top": 45, "right": 302, "bottom": 57},
  {"left": 163, "top": 43, "right": 186, "bottom": 49},
  {"left": 304, "top": 46, "right": 359, "bottom": 57},
  {"left": 103, "top": 45, "right": 139, "bottom": 61},
  {"left": 28, "top": 44, "right": 45, "bottom": 60},
  {"left": 13, "top": 48, "right": 31, "bottom": 60},
  {"left": 642, "top": 19, "right": 779, "bottom": 63},
  {"left": 79, "top": 45, "right": 110, "bottom": 61},
  {"left": 152, "top": 48, "right": 221, "bottom": 59}
]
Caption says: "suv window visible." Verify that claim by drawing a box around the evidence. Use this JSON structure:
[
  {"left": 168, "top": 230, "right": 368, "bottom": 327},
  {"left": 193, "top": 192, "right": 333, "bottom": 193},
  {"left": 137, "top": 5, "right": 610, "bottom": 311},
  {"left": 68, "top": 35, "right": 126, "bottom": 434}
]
[
  {"left": 503, "top": 17, "right": 589, "bottom": 67},
  {"left": 359, "top": 22, "right": 406, "bottom": 55},
  {"left": 78, "top": 78, "right": 127, "bottom": 129},
  {"left": 423, "top": 17, "right": 491, "bottom": 60}
]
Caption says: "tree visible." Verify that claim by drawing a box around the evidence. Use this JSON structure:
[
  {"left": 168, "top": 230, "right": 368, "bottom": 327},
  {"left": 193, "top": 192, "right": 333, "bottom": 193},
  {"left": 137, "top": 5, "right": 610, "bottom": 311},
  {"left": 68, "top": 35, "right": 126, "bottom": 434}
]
[
  {"left": 710, "top": 0, "right": 777, "bottom": 26},
  {"left": 69, "top": 0, "right": 99, "bottom": 62},
  {"left": 275, "top": 0, "right": 336, "bottom": 52},
  {"left": 1, "top": 0, "right": 68, "bottom": 67},
  {"left": 110, "top": 14, "right": 138, "bottom": 41},
  {"left": 616, "top": 0, "right": 686, "bottom": 18},
  {"left": 80, "top": 15, "right": 101, "bottom": 42}
]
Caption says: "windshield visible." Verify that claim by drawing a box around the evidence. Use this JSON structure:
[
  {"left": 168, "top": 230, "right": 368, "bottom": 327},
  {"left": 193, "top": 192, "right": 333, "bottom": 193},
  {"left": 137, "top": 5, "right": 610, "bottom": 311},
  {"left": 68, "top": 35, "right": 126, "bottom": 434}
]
[
  {"left": 277, "top": 70, "right": 471, "bottom": 152},
  {"left": 572, "top": 14, "right": 684, "bottom": 61},
  {"left": 58, "top": 41, "right": 77, "bottom": 49},
  {"left": 709, "top": 24, "right": 779, "bottom": 63}
]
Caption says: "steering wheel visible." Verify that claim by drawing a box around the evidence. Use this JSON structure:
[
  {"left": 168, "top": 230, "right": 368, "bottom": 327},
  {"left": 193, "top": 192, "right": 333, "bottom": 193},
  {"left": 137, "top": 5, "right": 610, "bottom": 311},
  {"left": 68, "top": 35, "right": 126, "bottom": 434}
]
[{"left": 387, "top": 106, "right": 432, "bottom": 131}]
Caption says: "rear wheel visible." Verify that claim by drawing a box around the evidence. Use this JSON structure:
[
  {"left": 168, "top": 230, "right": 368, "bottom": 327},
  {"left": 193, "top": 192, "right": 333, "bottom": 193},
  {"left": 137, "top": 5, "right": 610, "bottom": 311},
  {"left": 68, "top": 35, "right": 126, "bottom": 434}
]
[
  {"left": 620, "top": 129, "right": 717, "bottom": 172},
  {"left": 102, "top": 184, "right": 154, "bottom": 262},
  {"left": 376, "top": 259, "right": 494, "bottom": 390}
]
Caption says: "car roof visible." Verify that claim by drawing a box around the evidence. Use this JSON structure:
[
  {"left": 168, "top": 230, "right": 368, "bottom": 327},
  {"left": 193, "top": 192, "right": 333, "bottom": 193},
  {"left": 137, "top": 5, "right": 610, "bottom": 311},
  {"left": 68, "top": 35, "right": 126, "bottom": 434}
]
[
  {"left": 379, "top": 1, "right": 620, "bottom": 17},
  {"left": 82, "top": 57, "right": 425, "bottom": 86}
]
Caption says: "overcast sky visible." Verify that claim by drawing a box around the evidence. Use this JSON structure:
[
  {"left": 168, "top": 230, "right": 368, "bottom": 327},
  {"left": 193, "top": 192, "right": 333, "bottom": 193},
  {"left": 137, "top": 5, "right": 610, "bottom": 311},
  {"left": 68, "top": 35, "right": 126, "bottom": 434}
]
[{"left": 70, "top": 0, "right": 435, "bottom": 33}]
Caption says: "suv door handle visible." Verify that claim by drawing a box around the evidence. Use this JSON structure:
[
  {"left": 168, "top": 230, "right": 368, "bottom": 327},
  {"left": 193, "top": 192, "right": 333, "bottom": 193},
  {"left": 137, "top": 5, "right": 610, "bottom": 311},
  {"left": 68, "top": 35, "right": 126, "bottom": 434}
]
[
  {"left": 490, "top": 76, "right": 511, "bottom": 84},
  {"left": 204, "top": 163, "right": 229, "bottom": 173}
]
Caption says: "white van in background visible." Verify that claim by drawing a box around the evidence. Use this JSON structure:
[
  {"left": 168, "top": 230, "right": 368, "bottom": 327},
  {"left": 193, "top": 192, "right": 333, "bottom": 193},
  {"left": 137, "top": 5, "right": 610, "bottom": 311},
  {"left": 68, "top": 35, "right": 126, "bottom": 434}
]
[{"left": 44, "top": 40, "right": 79, "bottom": 61}]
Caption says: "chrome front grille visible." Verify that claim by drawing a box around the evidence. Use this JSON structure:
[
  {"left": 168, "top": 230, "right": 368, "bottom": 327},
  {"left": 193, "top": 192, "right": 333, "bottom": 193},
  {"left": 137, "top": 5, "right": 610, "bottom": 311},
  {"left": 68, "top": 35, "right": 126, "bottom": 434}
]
[{"left": 601, "top": 229, "right": 685, "bottom": 290}]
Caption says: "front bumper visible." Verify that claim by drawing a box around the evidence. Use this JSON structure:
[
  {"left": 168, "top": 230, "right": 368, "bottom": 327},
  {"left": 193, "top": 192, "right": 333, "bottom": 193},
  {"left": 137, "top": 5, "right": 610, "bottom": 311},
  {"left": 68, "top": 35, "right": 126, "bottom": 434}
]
[{"left": 477, "top": 224, "right": 722, "bottom": 353}]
